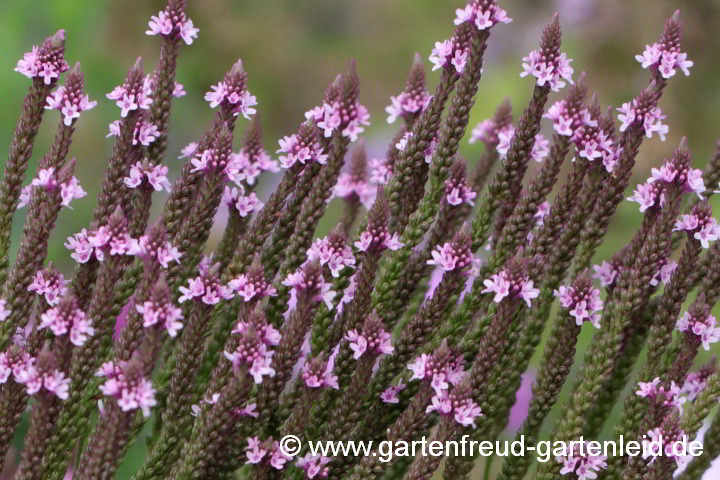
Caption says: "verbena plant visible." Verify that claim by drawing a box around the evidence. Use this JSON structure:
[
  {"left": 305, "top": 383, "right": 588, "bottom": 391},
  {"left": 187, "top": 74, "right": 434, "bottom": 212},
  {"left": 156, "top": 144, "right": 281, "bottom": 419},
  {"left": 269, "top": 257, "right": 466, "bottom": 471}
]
[{"left": 0, "top": 1, "right": 718, "bottom": 480}]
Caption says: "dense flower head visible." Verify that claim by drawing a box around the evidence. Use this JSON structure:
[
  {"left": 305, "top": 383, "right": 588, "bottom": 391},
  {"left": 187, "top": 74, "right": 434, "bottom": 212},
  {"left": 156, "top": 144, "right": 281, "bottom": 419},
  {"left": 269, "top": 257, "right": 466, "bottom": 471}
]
[
  {"left": 617, "top": 90, "right": 668, "bottom": 140},
  {"left": 232, "top": 149, "right": 278, "bottom": 186},
  {"left": 308, "top": 98, "right": 370, "bottom": 142},
  {"left": 205, "top": 62, "right": 257, "bottom": 119},
  {"left": 676, "top": 301, "right": 720, "bottom": 351},
  {"left": 345, "top": 314, "right": 394, "bottom": 360},
  {"left": 635, "top": 377, "right": 686, "bottom": 413},
  {"left": 18, "top": 167, "right": 87, "bottom": 210},
  {"left": 681, "top": 364, "right": 715, "bottom": 401},
  {"left": 234, "top": 191, "right": 264, "bottom": 218},
  {"left": 496, "top": 125, "right": 549, "bottom": 163},
  {"left": 427, "top": 228, "right": 474, "bottom": 273},
  {"left": 556, "top": 441, "right": 608, "bottom": 480},
  {"left": 39, "top": 296, "right": 94, "bottom": 346},
  {"left": 543, "top": 94, "right": 595, "bottom": 138},
  {"left": 520, "top": 18, "right": 573, "bottom": 92},
  {"left": 225, "top": 312, "right": 277, "bottom": 384},
  {"left": 636, "top": 13, "right": 692, "bottom": 79},
  {"left": 128, "top": 227, "right": 182, "bottom": 269},
  {"left": 107, "top": 74, "right": 153, "bottom": 118},
  {"left": 191, "top": 135, "right": 245, "bottom": 185},
  {"left": 554, "top": 275, "right": 604, "bottom": 328},
  {"left": 228, "top": 263, "right": 277, "bottom": 302},
  {"left": 84, "top": 208, "right": 135, "bottom": 261},
  {"left": 408, "top": 341, "right": 465, "bottom": 396},
  {"left": 179, "top": 258, "right": 234, "bottom": 305},
  {"left": 673, "top": 202, "right": 720, "bottom": 248},
  {"left": 28, "top": 267, "right": 68, "bottom": 306},
  {"left": 306, "top": 228, "right": 356, "bottom": 278},
  {"left": 429, "top": 24, "right": 474, "bottom": 74},
  {"left": 426, "top": 376, "right": 483, "bottom": 428},
  {"left": 146, "top": 1, "right": 199, "bottom": 45},
  {"left": 15, "top": 361, "right": 71, "bottom": 400},
  {"left": 454, "top": 0, "right": 512, "bottom": 31},
  {"left": 302, "top": 354, "right": 339, "bottom": 389},
  {"left": 45, "top": 71, "right": 97, "bottom": 126},
  {"left": 642, "top": 421, "right": 689, "bottom": 469},
  {"left": 15, "top": 30, "right": 68, "bottom": 84},
  {"left": 444, "top": 172, "right": 476, "bottom": 207},
  {"left": 296, "top": 453, "right": 332, "bottom": 479},
  {"left": 482, "top": 255, "right": 539, "bottom": 307},
  {"left": 386, "top": 53, "right": 432, "bottom": 124},
  {"left": 136, "top": 278, "right": 184, "bottom": 337},
  {"left": 97, "top": 359, "right": 157, "bottom": 417},
  {"left": 282, "top": 262, "right": 336, "bottom": 310},
  {"left": 244, "top": 437, "right": 293, "bottom": 470},
  {"left": 0, "top": 346, "right": 34, "bottom": 386},
  {"left": 277, "top": 123, "right": 329, "bottom": 169},
  {"left": 124, "top": 161, "right": 171, "bottom": 192},
  {"left": 354, "top": 225, "right": 404, "bottom": 253},
  {"left": 107, "top": 117, "right": 160, "bottom": 147},
  {"left": 572, "top": 123, "right": 613, "bottom": 165}
]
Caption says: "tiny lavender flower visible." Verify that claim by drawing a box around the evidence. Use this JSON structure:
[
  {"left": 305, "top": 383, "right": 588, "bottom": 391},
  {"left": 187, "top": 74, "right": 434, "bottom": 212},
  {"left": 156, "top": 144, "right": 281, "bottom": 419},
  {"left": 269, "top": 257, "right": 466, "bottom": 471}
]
[
  {"left": 454, "top": 0, "right": 512, "bottom": 31},
  {"left": 178, "top": 260, "right": 234, "bottom": 305},
  {"left": 617, "top": 99, "right": 668, "bottom": 140},
  {"left": 28, "top": 269, "right": 68, "bottom": 306},
  {"left": 543, "top": 99, "right": 595, "bottom": 137},
  {"left": 345, "top": 317, "right": 394, "bottom": 360},
  {"left": 107, "top": 118, "right": 160, "bottom": 146},
  {"left": 302, "top": 355, "right": 338, "bottom": 389},
  {"left": 497, "top": 126, "right": 549, "bottom": 163},
  {"left": 557, "top": 442, "right": 608, "bottom": 480},
  {"left": 277, "top": 124, "right": 329, "bottom": 169},
  {"left": 39, "top": 297, "right": 94, "bottom": 347},
  {"left": 45, "top": 84, "right": 97, "bottom": 126},
  {"left": 520, "top": 49, "right": 574, "bottom": 92},
  {"left": 676, "top": 309, "right": 720, "bottom": 351},
  {"left": 97, "top": 361, "right": 157, "bottom": 417},
  {"left": 146, "top": 3, "right": 199, "bottom": 45},
  {"left": 635, "top": 377, "right": 686, "bottom": 413},
  {"left": 124, "top": 162, "right": 171, "bottom": 192},
  {"left": 15, "top": 30, "right": 68, "bottom": 84},
  {"left": 228, "top": 265, "right": 278, "bottom": 303},
  {"left": 282, "top": 268, "right": 336, "bottom": 310},
  {"left": 296, "top": 453, "right": 332, "bottom": 479},
  {"left": 107, "top": 76, "right": 153, "bottom": 118},
  {"left": 553, "top": 276, "right": 604, "bottom": 328},
  {"left": 380, "top": 380, "right": 406, "bottom": 404},
  {"left": 306, "top": 232, "right": 356, "bottom": 278},
  {"left": 482, "top": 257, "right": 539, "bottom": 307}
]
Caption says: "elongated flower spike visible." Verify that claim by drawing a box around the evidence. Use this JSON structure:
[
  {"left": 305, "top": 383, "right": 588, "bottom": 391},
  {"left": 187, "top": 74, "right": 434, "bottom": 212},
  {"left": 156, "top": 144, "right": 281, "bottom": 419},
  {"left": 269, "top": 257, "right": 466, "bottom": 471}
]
[
  {"left": 332, "top": 141, "right": 375, "bottom": 210},
  {"left": 233, "top": 116, "right": 278, "bottom": 186},
  {"left": 146, "top": 0, "right": 199, "bottom": 45},
  {"left": 205, "top": 59, "right": 257, "bottom": 119},
  {"left": 553, "top": 274, "right": 604, "bottom": 328},
  {"left": 15, "top": 30, "right": 68, "bottom": 84},
  {"left": 386, "top": 53, "right": 432, "bottom": 125},
  {"left": 673, "top": 201, "right": 720, "bottom": 248},
  {"left": 28, "top": 263, "right": 68, "bottom": 306},
  {"left": 45, "top": 63, "right": 96, "bottom": 126},
  {"left": 636, "top": 10, "right": 692, "bottom": 80},
  {"left": 520, "top": 14, "right": 573, "bottom": 92},
  {"left": 676, "top": 297, "right": 720, "bottom": 351},
  {"left": 482, "top": 252, "right": 540, "bottom": 307}
]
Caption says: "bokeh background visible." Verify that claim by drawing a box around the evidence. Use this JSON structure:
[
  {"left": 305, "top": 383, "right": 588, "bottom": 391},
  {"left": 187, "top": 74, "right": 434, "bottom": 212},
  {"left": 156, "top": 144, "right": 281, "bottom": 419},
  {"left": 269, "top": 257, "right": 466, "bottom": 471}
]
[{"left": 1, "top": 0, "right": 720, "bottom": 478}]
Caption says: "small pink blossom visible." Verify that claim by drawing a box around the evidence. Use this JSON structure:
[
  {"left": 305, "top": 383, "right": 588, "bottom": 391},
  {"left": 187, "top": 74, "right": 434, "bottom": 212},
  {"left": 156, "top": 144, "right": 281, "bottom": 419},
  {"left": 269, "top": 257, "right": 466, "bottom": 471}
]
[
  {"left": 277, "top": 133, "right": 328, "bottom": 169},
  {"left": 45, "top": 85, "right": 96, "bottom": 126},
  {"left": 454, "top": 1, "right": 512, "bottom": 31},
  {"left": 636, "top": 42, "right": 692, "bottom": 79},
  {"left": 553, "top": 281, "right": 604, "bottom": 329},
  {"left": 28, "top": 270, "right": 68, "bottom": 306},
  {"left": 146, "top": 9, "right": 199, "bottom": 45},
  {"left": 381, "top": 381, "right": 406, "bottom": 404},
  {"left": 179, "top": 142, "right": 198, "bottom": 159},
  {"left": 520, "top": 50, "right": 574, "bottom": 92},
  {"left": 617, "top": 100, "right": 667, "bottom": 141},
  {"left": 296, "top": 453, "right": 332, "bottom": 479},
  {"left": 482, "top": 269, "right": 539, "bottom": 307}
]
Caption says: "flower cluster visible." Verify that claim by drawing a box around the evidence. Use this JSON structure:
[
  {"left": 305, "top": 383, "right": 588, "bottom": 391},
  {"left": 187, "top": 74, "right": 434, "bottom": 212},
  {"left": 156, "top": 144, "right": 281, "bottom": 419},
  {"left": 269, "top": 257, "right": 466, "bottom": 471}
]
[
  {"left": 617, "top": 99, "right": 668, "bottom": 140},
  {"left": 554, "top": 276, "right": 604, "bottom": 328},
  {"left": 72, "top": 213, "right": 136, "bottom": 261},
  {"left": 635, "top": 15, "right": 692, "bottom": 79},
  {"left": 296, "top": 453, "right": 332, "bottom": 479},
  {"left": 386, "top": 53, "right": 432, "bottom": 124},
  {"left": 18, "top": 167, "right": 87, "bottom": 210},
  {"left": 676, "top": 306, "right": 720, "bottom": 351},
  {"left": 129, "top": 233, "right": 182, "bottom": 268},
  {"left": 28, "top": 269, "right": 68, "bottom": 306},
  {"left": 244, "top": 437, "right": 293, "bottom": 470},
  {"left": 39, "top": 297, "right": 94, "bottom": 346},
  {"left": 454, "top": 0, "right": 512, "bottom": 31},
  {"left": 429, "top": 25, "right": 474, "bottom": 74},
  {"left": 224, "top": 313, "right": 279, "bottom": 384},
  {"left": 97, "top": 361, "right": 157, "bottom": 417},
  {"left": 482, "top": 258, "right": 539, "bottom": 307},
  {"left": 591, "top": 260, "right": 619, "bottom": 288},
  {"left": 673, "top": 203, "right": 720, "bottom": 248},
  {"left": 425, "top": 377, "right": 483, "bottom": 428},
  {"left": 306, "top": 97, "right": 370, "bottom": 142},
  {"left": 228, "top": 265, "right": 277, "bottom": 302},
  {"left": 277, "top": 125, "right": 329, "bottom": 169},
  {"left": 0, "top": 347, "right": 32, "bottom": 385},
  {"left": 146, "top": 4, "right": 199, "bottom": 45},
  {"left": 306, "top": 231, "right": 356, "bottom": 278},
  {"left": 107, "top": 118, "right": 160, "bottom": 146},
  {"left": 642, "top": 425, "right": 690, "bottom": 469},
  {"left": 427, "top": 239, "right": 474, "bottom": 273},
  {"left": 15, "top": 31, "right": 68, "bottom": 84},
  {"left": 107, "top": 76, "right": 153, "bottom": 118},
  {"left": 232, "top": 148, "right": 278, "bottom": 186},
  {"left": 135, "top": 286, "right": 184, "bottom": 337},
  {"left": 345, "top": 315, "right": 394, "bottom": 360},
  {"left": 191, "top": 146, "right": 245, "bottom": 185},
  {"left": 282, "top": 264, "right": 336, "bottom": 310},
  {"left": 302, "top": 355, "right": 339, "bottom": 389},
  {"left": 205, "top": 80, "right": 257, "bottom": 119},
  {"left": 556, "top": 442, "right": 608, "bottom": 480},
  {"left": 178, "top": 260, "right": 234, "bottom": 305},
  {"left": 520, "top": 50, "right": 574, "bottom": 92},
  {"left": 543, "top": 99, "right": 595, "bottom": 137},
  {"left": 15, "top": 363, "right": 71, "bottom": 400},
  {"left": 407, "top": 345, "right": 464, "bottom": 396},
  {"left": 395, "top": 131, "right": 436, "bottom": 164},
  {"left": 380, "top": 380, "right": 407, "bottom": 404},
  {"left": 628, "top": 153, "right": 704, "bottom": 213},
  {"left": 332, "top": 171, "right": 375, "bottom": 209},
  {"left": 635, "top": 377, "right": 686, "bottom": 413},
  {"left": 649, "top": 258, "right": 677, "bottom": 287},
  {"left": 223, "top": 187, "right": 264, "bottom": 218},
  {"left": 46, "top": 84, "right": 97, "bottom": 126},
  {"left": 444, "top": 175, "right": 476, "bottom": 207},
  {"left": 124, "top": 162, "right": 171, "bottom": 192}
]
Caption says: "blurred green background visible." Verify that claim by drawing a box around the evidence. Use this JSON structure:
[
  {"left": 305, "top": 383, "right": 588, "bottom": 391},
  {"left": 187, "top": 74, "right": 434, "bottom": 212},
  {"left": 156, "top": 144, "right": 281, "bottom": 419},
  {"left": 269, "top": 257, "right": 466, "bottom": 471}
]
[{"left": 1, "top": 0, "right": 720, "bottom": 478}]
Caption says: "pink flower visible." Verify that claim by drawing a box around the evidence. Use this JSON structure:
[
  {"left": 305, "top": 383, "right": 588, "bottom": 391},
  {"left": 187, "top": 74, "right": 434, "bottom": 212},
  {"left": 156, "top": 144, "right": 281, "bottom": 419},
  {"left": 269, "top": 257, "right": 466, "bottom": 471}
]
[
  {"left": 369, "top": 158, "right": 392, "bottom": 185},
  {"left": 673, "top": 211, "right": 720, "bottom": 249},
  {"left": 282, "top": 269, "right": 336, "bottom": 310},
  {"left": 306, "top": 235, "right": 356, "bottom": 278},
  {"left": 385, "top": 90, "right": 432, "bottom": 124},
  {"left": 15, "top": 34, "right": 69, "bottom": 83},
  {"left": 135, "top": 297, "right": 184, "bottom": 338},
  {"left": 544, "top": 100, "right": 596, "bottom": 137},
  {"left": 296, "top": 453, "right": 332, "bottom": 479},
  {"left": 28, "top": 270, "right": 68, "bottom": 306},
  {"left": 107, "top": 79, "right": 152, "bottom": 118},
  {"left": 677, "top": 310, "right": 720, "bottom": 351},
  {"left": 245, "top": 437, "right": 268, "bottom": 464},
  {"left": 302, "top": 357, "right": 338, "bottom": 390},
  {"left": 65, "top": 229, "right": 93, "bottom": 263},
  {"left": 649, "top": 259, "right": 677, "bottom": 287},
  {"left": 345, "top": 325, "right": 393, "bottom": 360},
  {"left": 228, "top": 271, "right": 277, "bottom": 303},
  {"left": 277, "top": 133, "right": 328, "bottom": 169},
  {"left": 381, "top": 381, "right": 406, "bottom": 404},
  {"left": 636, "top": 42, "right": 692, "bottom": 79},
  {"left": 429, "top": 37, "right": 469, "bottom": 74},
  {"left": 427, "top": 242, "right": 474, "bottom": 273},
  {"left": 520, "top": 50, "right": 574, "bottom": 92},
  {"left": 45, "top": 85, "right": 97, "bottom": 126},
  {"left": 146, "top": 8, "right": 199, "bottom": 45},
  {"left": 553, "top": 280, "right": 603, "bottom": 328},
  {"left": 617, "top": 100, "right": 667, "bottom": 141},
  {"left": 179, "top": 142, "right": 198, "bottom": 159},
  {"left": 444, "top": 177, "right": 476, "bottom": 207},
  {"left": 39, "top": 301, "right": 94, "bottom": 347},
  {"left": 557, "top": 442, "right": 608, "bottom": 480},
  {"left": 642, "top": 426, "right": 690, "bottom": 468},
  {"left": 178, "top": 274, "right": 233, "bottom": 306},
  {"left": 233, "top": 149, "right": 279, "bottom": 186},
  {"left": 204, "top": 81, "right": 257, "bottom": 119},
  {"left": 496, "top": 125, "right": 549, "bottom": 162},
  {"left": 124, "top": 162, "right": 171, "bottom": 192},
  {"left": 332, "top": 173, "right": 376, "bottom": 209},
  {"left": 234, "top": 192, "right": 264, "bottom": 218},
  {"left": 353, "top": 227, "right": 404, "bottom": 253},
  {"left": 482, "top": 267, "right": 539, "bottom": 307},
  {"left": 454, "top": 1, "right": 512, "bottom": 30}
]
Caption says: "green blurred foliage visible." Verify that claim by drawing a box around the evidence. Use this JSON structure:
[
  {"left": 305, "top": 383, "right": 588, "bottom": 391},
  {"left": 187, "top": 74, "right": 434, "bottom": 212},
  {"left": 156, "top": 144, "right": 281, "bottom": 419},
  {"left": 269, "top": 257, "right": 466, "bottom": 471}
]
[{"left": 1, "top": 0, "right": 720, "bottom": 478}]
